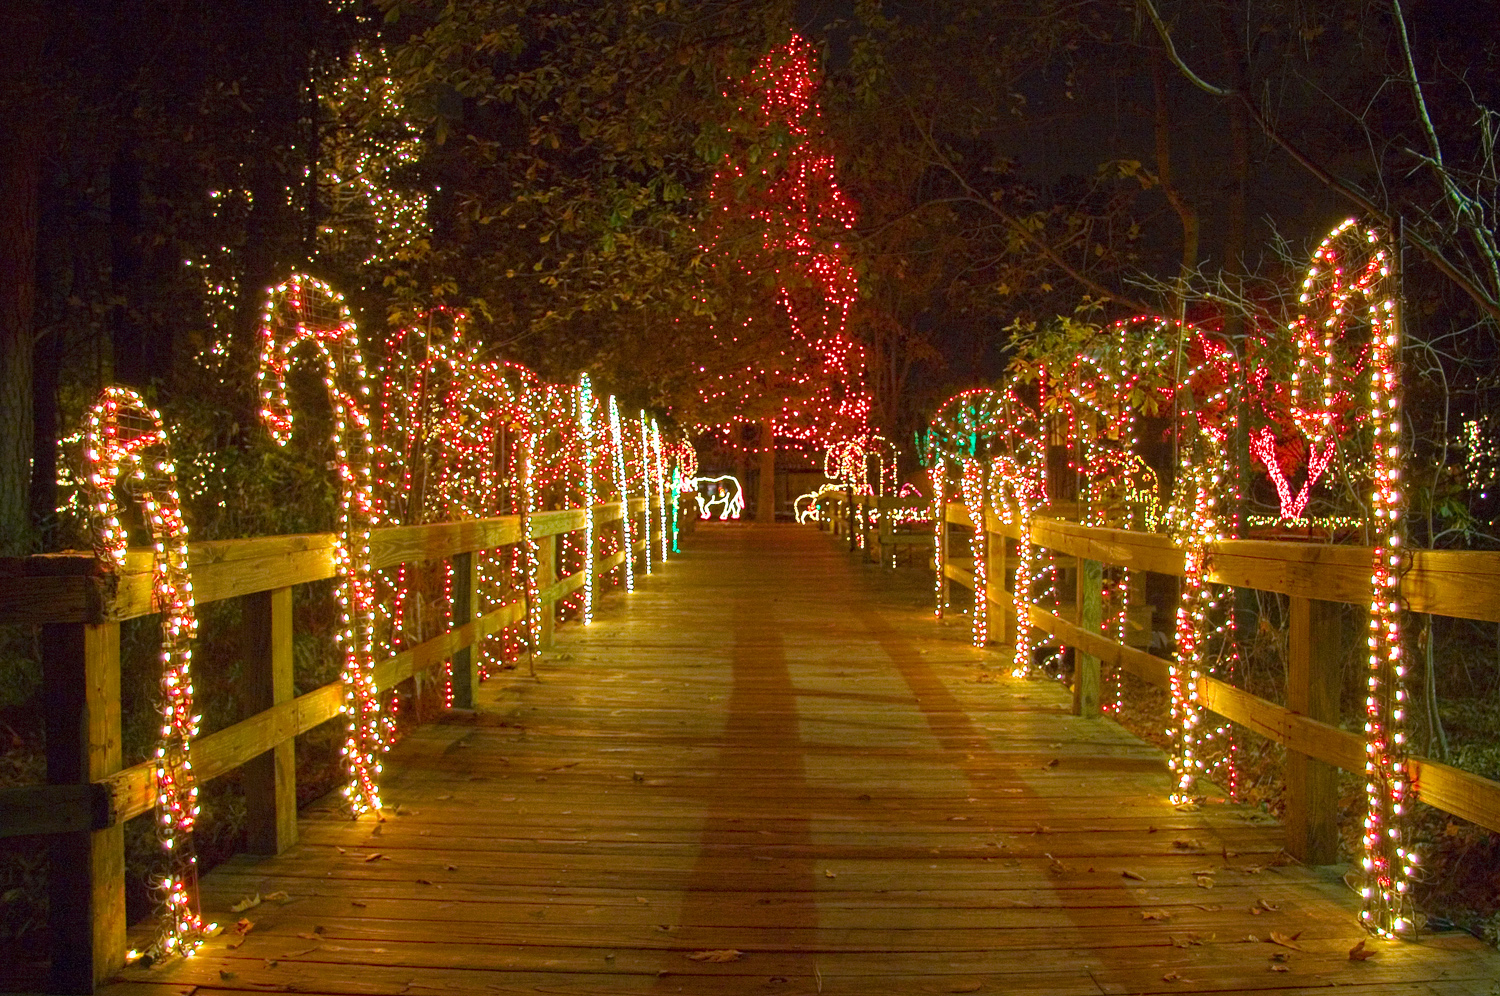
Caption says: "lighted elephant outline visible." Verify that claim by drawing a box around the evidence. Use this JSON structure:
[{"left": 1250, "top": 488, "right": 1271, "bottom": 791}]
[{"left": 693, "top": 474, "right": 745, "bottom": 520}]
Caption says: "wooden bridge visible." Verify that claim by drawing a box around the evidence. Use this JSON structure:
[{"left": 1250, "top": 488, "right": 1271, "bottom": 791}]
[
  {"left": 8, "top": 522, "right": 1488, "bottom": 996},
  {"left": 5, "top": 509, "right": 1500, "bottom": 995}
]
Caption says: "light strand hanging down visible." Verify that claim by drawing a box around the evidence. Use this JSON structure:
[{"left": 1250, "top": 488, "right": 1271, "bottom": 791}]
[{"left": 84, "top": 387, "right": 210, "bottom": 962}]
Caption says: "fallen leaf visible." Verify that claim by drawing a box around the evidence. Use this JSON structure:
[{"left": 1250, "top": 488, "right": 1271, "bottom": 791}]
[
  {"left": 363, "top": 853, "right": 382, "bottom": 863},
  {"left": 1193, "top": 904, "right": 1220, "bottom": 912},
  {"left": 1348, "top": 940, "right": 1376, "bottom": 961},
  {"left": 1141, "top": 910, "right": 1173, "bottom": 921},
  {"left": 1258, "top": 899, "right": 1280, "bottom": 912},
  {"left": 230, "top": 893, "right": 261, "bottom": 913},
  {"left": 1269, "top": 952, "right": 1290, "bottom": 963},
  {"left": 1172, "top": 932, "right": 1214, "bottom": 948},
  {"left": 687, "top": 949, "right": 743, "bottom": 962},
  {"left": 1269, "top": 963, "right": 1290, "bottom": 973},
  {"left": 1121, "top": 869, "right": 1145, "bottom": 881},
  {"left": 1245, "top": 934, "right": 1260, "bottom": 943},
  {"left": 219, "top": 970, "right": 236, "bottom": 981},
  {"left": 1162, "top": 971, "right": 1182, "bottom": 982},
  {"left": 350, "top": 900, "right": 367, "bottom": 908},
  {"left": 416, "top": 878, "right": 434, "bottom": 886},
  {"left": 635, "top": 897, "right": 650, "bottom": 904},
  {"left": 1047, "top": 854, "right": 1068, "bottom": 875},
  {"left": 1268, "top": 931, "right": 1303, "bottom": 951},
  {"left": 1044, "top": 758, "right": 1060, "bottom": 768},
  {"left": 824, "top": 870, "right": 837, "bottom": 879},
  {"left": 227, "top": 919, "right": 255, "bottom": 949},
  {"left": 445, "top": 864, "right": 457, "bottom": 872},
  {"left": 264, "top": 891, "right": 290, "bottom": 903},
  {"left": 1172, "top": 839, "right": 1204, "bottom": 851}
]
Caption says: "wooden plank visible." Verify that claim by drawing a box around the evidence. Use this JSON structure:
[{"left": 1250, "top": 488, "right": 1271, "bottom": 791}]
[
  {"left": 43, "top": 621, "right": 126, "bottom": 992},
  {"left": 1284, "top": 597, "right": 1341, "bottom": 864},
  {"left": 242, "top": 586, "right": 297, "bottom": 855},
  {"left": 104, "top": 682, "right": 345, "bottom": 825},
  {"left": 0, "top": 783, "right": 111, "bottom": 838},
  {"left": 369, "top": 517, "right": 520, "bottom": 570},
  {"left": 531, "top": 508, "right": 590, "bottom": 538}
]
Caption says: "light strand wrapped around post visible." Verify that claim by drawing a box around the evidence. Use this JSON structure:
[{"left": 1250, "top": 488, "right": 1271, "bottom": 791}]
[
  {"left": 1294, "top": 220, "right": 1413, "bottom": 935},
  {"left": 608, "top": 395, "right": 635, "bottom": 591},
  {"left": 83, "top": 386, "right": 210, "bottom": 960},
  {"left": 578, "top": 374, "right": 597, "bottom": 623},
  {"left": 257, "top": 274, "right": 384, "bottom": 817}
]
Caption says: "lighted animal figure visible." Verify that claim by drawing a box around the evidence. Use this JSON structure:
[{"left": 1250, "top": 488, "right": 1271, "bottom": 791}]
[
  {"left": 693, "top": 474, "right": 745, "bottom": 520},
  {"left": 257, "top": 274, "right": 384, "bottom": 817},
  {"left": 82, "top": 387, "right": 209, "bottom": 960}
]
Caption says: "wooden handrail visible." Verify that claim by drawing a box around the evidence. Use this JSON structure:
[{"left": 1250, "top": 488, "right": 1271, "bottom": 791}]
[
  {"left": 3, "top": 493, "right": 670, "bottom": 993},
  {"left": 923, "top": 501, "right": 1500, "bottom": 839}
]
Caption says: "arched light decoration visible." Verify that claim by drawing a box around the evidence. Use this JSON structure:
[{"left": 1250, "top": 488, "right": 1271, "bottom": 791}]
[
  {"left": 258, "top": 273, "right": 384, "bottom": 817},
  {"left": 640, "top": 413, "right": 653, "bottom": 577},
  {"left": 650, "top": 421, "right": 670, "bottom": 563},
  {"left": 926, "top": 388, "right": 1048, "bottom": 661},
  {"left": 578, "top": 374, "right": 597, "bottom": 622},
  {"left": 607, "top": 395, "right": 635, "bottom": 591},
  {"left": 1295, "top": 219, "right": 1412, "bottom": 936},
  {"left": 83, "top": 386, "right": 210, "bottom": 960}
]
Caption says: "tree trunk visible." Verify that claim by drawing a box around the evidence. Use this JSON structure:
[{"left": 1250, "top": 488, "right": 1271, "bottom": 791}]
[
  {"left": 756, "top": 415, "right": 776, "bottom": 523},
  {"left": 0, "top": 7, "right": 47, "bottom": 557}
]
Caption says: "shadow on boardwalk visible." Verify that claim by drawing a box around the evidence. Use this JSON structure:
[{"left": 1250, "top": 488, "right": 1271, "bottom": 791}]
[{"left": 105, "top": 524, "right": 1497, "bottom": 995}]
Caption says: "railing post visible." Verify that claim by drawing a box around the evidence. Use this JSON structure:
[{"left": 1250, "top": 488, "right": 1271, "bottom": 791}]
[
  {"left": 449, "top": 551, "right": 479, "bottom": 708},
  {"left": 877, "top": 498, "right": 892, "bottom": 567},
  {"left": 987, "top": 524, "right": 1008, "bottom": 644},
  {"left": 846, "top": 485, "right": 856, "bottom": 552},
  {"left": 1073, "top": 557, "right": 1102, "bottom": 717},
  {"left": 244, "top": 586, "right": 297, "bottom": 854},
  {"left": 44, "top": 620, "right": 125, "bottom": 993},
  {"left": 538, "top": 530, "right": 557, "bottom": 649},
  {"left": 1285, "top": 595, "right": 1341, "bottom": 864},
  {"left": 937, "top": 503, "right": 950, "bottom": 616}
]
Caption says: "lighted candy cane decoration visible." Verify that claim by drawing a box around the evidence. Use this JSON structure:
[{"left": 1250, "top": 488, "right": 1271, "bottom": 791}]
[
  {"left": 640, "top": 411, "right": 653, "bottom": 576},
  {"left": 651, "top": 421, "right": 670, "bottom": 563},
  {"left": 1294, "top": 219, "right": 1412, "bottom": 935},
  {"left": 578, "top": 374, "right": 597, "bottom": 622},
  {"left": 258, "top": 274, "right": 383, "bottom": 816},
  {"left": 83, "top": 387, "right": 210, "bottom": 959},
  {"left": 1166, "top": 439, "right": 1223, "bottom": 804},
  {"left": 608, "top": 395, "right": 635, "bottom": 590}
]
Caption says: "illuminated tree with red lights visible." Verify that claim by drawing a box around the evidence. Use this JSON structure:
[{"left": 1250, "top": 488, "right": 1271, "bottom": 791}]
[{"left": 692, "top": 34, "right": 872, "bottom": 521}]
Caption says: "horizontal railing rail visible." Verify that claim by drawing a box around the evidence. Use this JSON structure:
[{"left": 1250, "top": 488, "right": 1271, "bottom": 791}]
[
  {"left": 917, "top": 500, "right": 1500, "bottom": 844},
  {"left": 0, "top": 493, "right": 662, "bottom": 992}
]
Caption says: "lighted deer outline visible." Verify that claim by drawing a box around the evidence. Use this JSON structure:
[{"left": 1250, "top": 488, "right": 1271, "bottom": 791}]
[{"left": 257, "top": 274, "right": 384, "bottom": 817}]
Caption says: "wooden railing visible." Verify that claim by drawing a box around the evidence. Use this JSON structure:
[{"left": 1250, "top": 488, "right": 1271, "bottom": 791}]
[
  {"left": 0, "top": 494, "right": 664, "bottom": 992},
  {"left": 821, "top": 493, "right": 1500, "bottom": 854}
]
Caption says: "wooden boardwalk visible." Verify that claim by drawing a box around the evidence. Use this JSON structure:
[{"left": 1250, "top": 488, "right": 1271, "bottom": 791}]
[{"left": 106, "top": 525, "right": 1496, "bottom": 996}]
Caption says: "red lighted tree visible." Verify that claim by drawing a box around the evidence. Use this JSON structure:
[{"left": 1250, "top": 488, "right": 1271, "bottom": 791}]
[{"left": 691, "top": 33, "right": 871, "bottom": 521}]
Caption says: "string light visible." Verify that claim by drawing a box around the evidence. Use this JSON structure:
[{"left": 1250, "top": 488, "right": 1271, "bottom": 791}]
[
  {"left": 579, "top": 375, "right": 597, "bottom": 622},
  {"left": 83, "top": 387, "right": 211, "bottom": 961}
]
